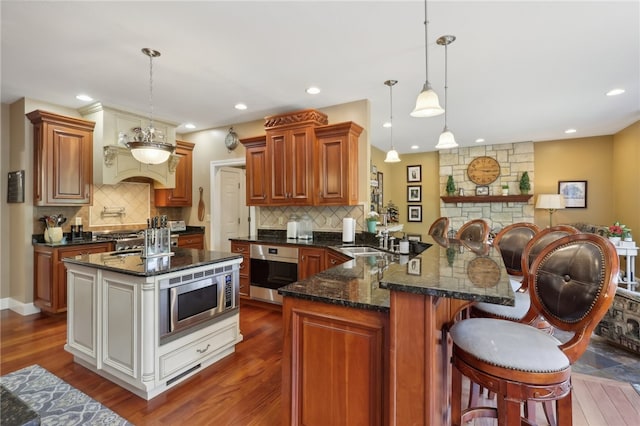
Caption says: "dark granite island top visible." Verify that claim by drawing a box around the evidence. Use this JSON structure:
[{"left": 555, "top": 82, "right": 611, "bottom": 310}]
[{"left": 63, "top": 247, "right": 242, "bottom": 277}]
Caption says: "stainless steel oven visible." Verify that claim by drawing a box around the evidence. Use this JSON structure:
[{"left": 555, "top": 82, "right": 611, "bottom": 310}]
[
  {"left": 159, "top": 263, "right": 239, "bottom": 343},
  {"left": 250, "top": 244, "right": 298, "bottom": 304}
]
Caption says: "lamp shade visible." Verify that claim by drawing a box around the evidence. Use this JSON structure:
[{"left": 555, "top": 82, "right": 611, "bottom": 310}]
[
  {"left": 535, "top": 194, "right": 566, "bottom": 210},
  {"left": 128, "top": 141, "right": 174, "bottom": 165},
  {"left": 410, "top": 84, "right": 445, "bottom": 118},
  {"left": 384, "top": 148, "right": 401, "bottom": 163},
  {"left": 435, "top": 128, "right": 458, "bottom": 149}
]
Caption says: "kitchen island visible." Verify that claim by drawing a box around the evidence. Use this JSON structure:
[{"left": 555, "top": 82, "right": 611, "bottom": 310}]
[
  {"left": 63, "top": 248, "right": 243, "bottom": 400},
  {"left": 279, "top": 237, "right": 514, "bottom": 425}
]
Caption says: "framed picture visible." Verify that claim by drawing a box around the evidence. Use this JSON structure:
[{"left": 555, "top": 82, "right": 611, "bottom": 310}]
[
  {"left": 407, "top": 234, "right": 422, "bottom": 242},
  {"left": 407, "top": 185, "right": 422, "bottom": 202},
  {"left": 407, "top": 258, "right": 421, "bottom": 275},
  {"left": 558, "top": 180, "right": 587, "bottom": 208},
  {"left": 407, "top": 165, "right": 422, "bottom": 182},
  {"left": 408, "top": 205, "right": 422, "bottom": 222},
  {"left": 475, "top": 185, "right": 489, "bottom": 196}
]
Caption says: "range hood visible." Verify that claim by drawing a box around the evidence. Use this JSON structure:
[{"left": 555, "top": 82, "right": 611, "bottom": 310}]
[{"left": 79, "top": 102, "right": 180, "bottom": 187}]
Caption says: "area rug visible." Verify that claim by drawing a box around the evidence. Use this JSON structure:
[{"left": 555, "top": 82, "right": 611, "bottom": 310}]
[{"left": 0, "top": 364, "right": 132, "bottom": 425}]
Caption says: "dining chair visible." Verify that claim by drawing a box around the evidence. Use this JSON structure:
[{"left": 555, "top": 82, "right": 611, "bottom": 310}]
[
  {"left": 455, "top": 219, "right": 490, "bottom": 244},
  {"left": 428, "top": 216, "right": 450, "bottom": 238},
  {"left": 450, "top": 233, "right": 619, "bottom": 426}
]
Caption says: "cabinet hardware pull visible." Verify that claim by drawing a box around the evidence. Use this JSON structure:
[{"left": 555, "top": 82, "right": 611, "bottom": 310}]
[
  {"left": 331, "top": 259, "right": 337, "bottom": 264},
  {"left": 197, "top": 344, "right": 211, "bottom": 354}
]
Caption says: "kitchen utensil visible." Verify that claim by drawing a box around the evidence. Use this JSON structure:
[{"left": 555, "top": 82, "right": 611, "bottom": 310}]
[{"left": 198, "top": 187, "right": 205, "bottom": 221}]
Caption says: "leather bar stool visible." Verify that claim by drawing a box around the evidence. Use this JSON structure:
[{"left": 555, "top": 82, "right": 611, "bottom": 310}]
[
  {"left": 428, "top": 216, "right": 450, "bottom": 238},
  {"left": 450, "top": 233, "right": 619, "bottom": 426},
  {"left": 455, "top": 219, "right": 490, "bottom": 244}
]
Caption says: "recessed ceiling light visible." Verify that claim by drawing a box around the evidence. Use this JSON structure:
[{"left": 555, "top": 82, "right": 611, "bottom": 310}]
[
  {"left": 606, "top": 88, "right": 625, "bottom": 96},
  {"left": 565, "top": 128, "right": 577, "bottom": 134},
  {"left": 184, "top": 123, "right": 196, "bottom": 129},
  {"left": 475, "top": 138, "right": 485, "bottom": 143},
  {"left": 75, "top": 94, "right": 93, "bottom": 102},
  {"left": 306, "top": 86, "right": 321, "bottom": 95},
  {"left": 382, "top": 121, "right": 392, "bottom": 128},
  {"left": 234, "top": 103, "right": 247, "bottom": 110},
  {"left": 410, "top": 145, "right": 419, "bottom": 150}
]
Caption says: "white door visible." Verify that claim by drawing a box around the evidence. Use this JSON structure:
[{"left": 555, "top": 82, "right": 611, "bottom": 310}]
[{"left": 216, "top": 167, "right": 248, "bottom": 252}]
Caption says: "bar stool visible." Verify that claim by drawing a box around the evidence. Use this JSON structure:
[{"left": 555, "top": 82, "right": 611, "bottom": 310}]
[
  {"left": 450, "top": 233, "right": 619, "bottom": 426},
  {"left": 455, "top": 219, "right": 490, "bottom": 244},
  {"left": 428, "top": 216, "right": 450, "bottom": 238}
]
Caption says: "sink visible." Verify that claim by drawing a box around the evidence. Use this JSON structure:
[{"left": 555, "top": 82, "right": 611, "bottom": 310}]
[{"left": 339, "top": 246, "right": 389, "bottom": 256}]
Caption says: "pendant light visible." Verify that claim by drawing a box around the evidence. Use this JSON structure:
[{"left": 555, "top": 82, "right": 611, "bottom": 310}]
[
  {"left": 126, "top": 48, "right": 175, "bottom": 165},
  {"left": 384, "top": 80, "right": 401, "bottom": 163},
  {"left": 410, "top": 0, "right": 444, "bottom": 118},
  {"left": 435, "top": 35, "right": 458, "bottom": 149}
]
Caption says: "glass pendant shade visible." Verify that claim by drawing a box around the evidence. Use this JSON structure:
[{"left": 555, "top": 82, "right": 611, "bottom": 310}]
[
  {"left": 410, "top": 83, "right": 445, "bottom": 117},
  {"left": 384, "top": 148, "right": 401, "bottom": 163},
  {"left": 435, "top": 127, "right": 458, "bottom": 149},
  {"left": 128, "top": 141, "right": 174, "bottom": 164}
]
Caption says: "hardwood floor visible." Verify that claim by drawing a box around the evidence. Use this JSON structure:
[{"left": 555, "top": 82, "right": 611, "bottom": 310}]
[
  {"left": 0, "top": 302, "right": 283, "bottom": 425},
  {"left": 2, "top": 303, "right": 639, "bottom": 425}
]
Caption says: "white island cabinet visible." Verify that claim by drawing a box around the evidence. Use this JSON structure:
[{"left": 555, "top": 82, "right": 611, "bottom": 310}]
[{"left": 64, "top": 250, "right": 243, "bottom": 400}]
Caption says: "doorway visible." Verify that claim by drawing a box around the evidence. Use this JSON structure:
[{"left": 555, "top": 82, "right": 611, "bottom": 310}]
[{"left": 210, "top": 159, "right": 253, "bottom": 251}]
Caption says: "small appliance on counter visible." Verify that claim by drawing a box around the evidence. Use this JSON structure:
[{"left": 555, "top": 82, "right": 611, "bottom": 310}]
[
  {"left": 298, "top": 214, "right": 313, "bottom": 240},
  {"left": 287, "top": 215, "right": 299, "bottom": 239},
  {"left": 167, "top": 220, "right": 186, "bottom": 232},
  {"left": 342, "top": 217, "right": 356, "bottom": 243}
]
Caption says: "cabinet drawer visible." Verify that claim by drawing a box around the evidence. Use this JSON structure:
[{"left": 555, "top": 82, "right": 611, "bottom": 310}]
[
  {"left": 159, "top": 321, "right": 238, "bottom": 379},
  {"left": 177, "top": 234, "right": 204, "bottom": 249}
]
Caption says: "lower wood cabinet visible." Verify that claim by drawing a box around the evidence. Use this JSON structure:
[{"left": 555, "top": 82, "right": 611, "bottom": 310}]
[
  {"left": 177, "top": 233, "right": 204, "bottom": 249},
  {"left": 298, "top": 247, "right": 326, "bottom": 280},
  {"left": 230, "top": 241, "right": 250, "bottom": 298},
  {"left": 33, "top": 242, "right": 113, "bottom": 313},
  {"left": 282, "top": 297, "right": 389, "bottom": 425},
  {"left": 326, "top": 249, "right": 351, "bottom": 268}
]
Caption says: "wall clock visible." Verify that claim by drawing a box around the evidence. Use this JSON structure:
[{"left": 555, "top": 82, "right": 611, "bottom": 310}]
[
  {"left": 467, "top": 156, "right": 501, "bottom": 185},
  {"left": 225, "top": 127, "right": 239, "bottom": 152}
]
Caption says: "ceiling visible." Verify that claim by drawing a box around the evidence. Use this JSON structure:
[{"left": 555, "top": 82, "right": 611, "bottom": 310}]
[{"left": 2, "top": 1, "right": 639, "bottom": 155}]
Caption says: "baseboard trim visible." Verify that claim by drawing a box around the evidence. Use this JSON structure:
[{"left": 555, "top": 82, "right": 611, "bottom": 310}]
[{"left": 0, "top": 298, "right": 41, "bottom": 316}]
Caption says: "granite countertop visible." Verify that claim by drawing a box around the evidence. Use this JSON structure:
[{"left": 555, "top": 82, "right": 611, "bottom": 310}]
[
  {"left": 0, "top": 384, "right": 39, "bottom": 426},
  {"left": 278, "top": 236, "right": 515, "bottom": 312},
  {"left": 62, "top": 247, "right": 241, "bottom": 277}
]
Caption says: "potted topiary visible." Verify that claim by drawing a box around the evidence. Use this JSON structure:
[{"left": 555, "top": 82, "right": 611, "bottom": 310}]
[
  {"left": 446, "top": 176, "right": 456, "bottom": 196},
  {"left": 519, "top": 172, "right": 531, "bottom": 195},
  {"left": 501, "top": 184, "right": 509, "bottom": 196}
]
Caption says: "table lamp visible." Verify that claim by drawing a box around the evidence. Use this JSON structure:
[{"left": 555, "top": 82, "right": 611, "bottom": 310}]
[{"left": 536, "top": 194, "right": 566, "bottom": 227}]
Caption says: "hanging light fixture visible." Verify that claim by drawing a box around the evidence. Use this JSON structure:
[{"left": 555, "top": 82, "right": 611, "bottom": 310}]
[
  {"left": 410, "top": 0, "right": 444, "bottom": 118},
  {"left": 126, "top": 48, "right": 175, "bottom": 165},
  {"left": 383, "top": 80, "right": 401, "bottom": 163},
  {"left": 435, "top": 35, "right": 458, "bottom": 149}
]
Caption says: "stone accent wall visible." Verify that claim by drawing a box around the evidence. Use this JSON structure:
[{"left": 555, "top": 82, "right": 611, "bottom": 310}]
[{"left": 439, "top": 142, "right": 534, "bottom": 234}]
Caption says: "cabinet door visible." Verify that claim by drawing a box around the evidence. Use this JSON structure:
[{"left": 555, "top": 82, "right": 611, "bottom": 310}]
[
  {"left": 155, "top": 140, "right": 194, "bottom": 206},
  {"left": 27, "top": 110, "right": 95, "bottom": 206},
  {"left": 243, "top": 139, "right": 270, "bottom": 205},
  {"left": 66, "top": 265, "right": 99, "bottom": 361},
  {"left": 230, "top": 242, "right": 250, "bottom": 298},
  {"left": 268, "top": 127, "right": 313, "bottom": 206},
  {"left": 178, "top": 234, "right": 204, "bottom": 249},
  {"left": 314, "top": 122, "right": 362, "bottom": 206},
  {"left": 298, "top": 247, "right": 326, "bottom": 280},
  {"left": 33, "top": 247, "right": 54, "bottom": 310},
  {"left": 282, "top": 297, "right": 389, "bottom": 426},
  {"left": 326, "top": 250, "right": 351, "bottom": 269}
]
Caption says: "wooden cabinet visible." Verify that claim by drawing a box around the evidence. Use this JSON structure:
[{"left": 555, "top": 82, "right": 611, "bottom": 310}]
[
  {"left": 230, "top": 241, "right": 251, "bottom": 298},
  {"left": 282, "top": 296, "right": 389, "bottom": 425},
  {"left": 177, "top": 233, "right": 204, "bottom": 249},
  {"left": 314, "top": 122, "right": 362, "bottom": 206},
  {"left": 241, "top": 136, "right": 270, "bottom": 205},
  {"left": 298, "top": 247, "right": 326, "bottom": 280},
  {"left": 267, "top": 126, "right": 314, "bottom": 205},
  {"left": 27, "top": 110, "right": 95, "bottom": 206},
  {"left": 155, "top": 140, "right": 195, "bottom": 206},
  {"left": 326, "top": 249, "right": 351, "bottom": 269},
  {"left": 33, "top": 242, "right": 113, "bottom": 313}
]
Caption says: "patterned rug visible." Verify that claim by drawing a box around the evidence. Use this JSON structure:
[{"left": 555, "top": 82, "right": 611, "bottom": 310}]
[{"left": 0, "top": 364, "right": 132, "bottom": 425}]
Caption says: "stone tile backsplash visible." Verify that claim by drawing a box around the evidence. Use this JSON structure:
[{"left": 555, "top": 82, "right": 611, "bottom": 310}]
[
  {"left": 258, "top": 204, "right": 366, "bottom": 232},
  {"left": 90, "top": 182, "right": 150, "bottom": 227}
]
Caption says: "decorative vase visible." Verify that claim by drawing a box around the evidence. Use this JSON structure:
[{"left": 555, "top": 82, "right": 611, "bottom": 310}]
[
  {"left": 44, "top": 227, "right": 63, "bottom": 243},
  {"left": 367, "top": 220, "right": 377, "bottom": 233},
  {"left": 501, "top": 188, "right": 509, "bottom": 196},
  {"left": 608, "top": 236, "right": 621, "bottom": 246}
]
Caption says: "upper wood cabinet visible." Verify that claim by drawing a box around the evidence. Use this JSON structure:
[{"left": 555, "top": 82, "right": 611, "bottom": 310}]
[
  {"left": 241, "top": 109, "right": 362, "bottom": 207},
  {"left": 267, "top": 126, "right": 314, "bottom": 205},
  {"left": 241, "top": 136, "right": 270, "bottom": 205},
  {"left": 155, "top": 140, "right": 195, "bottom": 206},
  {"left": 314, "top": 121, "right": 362, "bottom": 206},
  {"left": 27, "top": 110, "right": 95, "bottom": 206}
]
